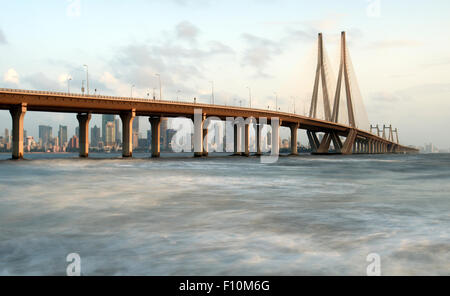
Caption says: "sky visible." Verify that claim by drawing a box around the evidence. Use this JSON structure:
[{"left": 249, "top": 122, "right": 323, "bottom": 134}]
[{"left": 1, "top": 0, "right": 450, "bottom": 148}]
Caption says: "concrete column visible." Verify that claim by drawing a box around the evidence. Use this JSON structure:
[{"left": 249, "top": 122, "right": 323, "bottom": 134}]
[
  {"left": 290, "top": 123, "right": 299, "bottom": 155},
  {"left": 194, "top": 113, "right": 206, "bottom": 157},
  {"left": 120, "top": 110, "right": 136, "bottom": 158},
  {"left": 256, "top": 121, "right": 262, "bottom": 156},
  {"left": 271, "top": 120, "right": 280, "bottom": 156},
  {"left": 149, "top": 117, "right": 161, "bottom": 158},
  {"left": 244, "top": 123, "right": 250, "bottom": 156},
  {"left": 203, "top": 116, "right": 208, "bottom": 157},
  {"left": 9, "top": 103, "right": 27, "bottom": 160},
  {"left": 233, "top": 124, "right": 242, "bottom": 155},
  {"left": 77, "top": 113, "right": 91, "bottom": 158}
]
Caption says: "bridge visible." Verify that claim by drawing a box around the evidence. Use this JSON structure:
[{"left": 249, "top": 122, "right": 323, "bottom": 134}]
[{"left": 0, "top": 32, "right": 418, "bottom": 159}]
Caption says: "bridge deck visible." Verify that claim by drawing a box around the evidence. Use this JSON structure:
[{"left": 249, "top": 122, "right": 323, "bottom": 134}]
[{"left": 0, "top": 88, "right": 417, "bottom": 153}]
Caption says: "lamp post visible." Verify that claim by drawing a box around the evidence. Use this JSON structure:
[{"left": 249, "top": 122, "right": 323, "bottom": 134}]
[
  {"left": 291, "top": 96, "right": 296, "bottom": 114},
  {"left": 274, "top": 92, "right": 278, "bottom": 111},
  {"left": 67, "top": 77, "right": 72, "bottom": 94},
  {"left": 209, "top": 81, "right": 215, "bottom": 104},
  {"left": 155, "top": 74, "right": 162, "bottom": 100},
  {"left": 83, "top": 64, "right": 89, "bottom": 95},
  {"left": 247, "top": 86, "right": 252, "bottom": 108},
  {"left": 131, "top": 84, "right": 135, "bottom": 98}
]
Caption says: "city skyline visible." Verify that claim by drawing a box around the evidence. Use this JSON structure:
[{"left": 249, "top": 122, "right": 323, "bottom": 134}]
[{"left": 1, "top": 1, "right": 450, "bottom": 148}]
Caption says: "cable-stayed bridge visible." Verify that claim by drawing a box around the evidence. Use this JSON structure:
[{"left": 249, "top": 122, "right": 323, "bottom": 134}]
[{"left": 0, "top": 31, "right": 418, "bottom": 159}]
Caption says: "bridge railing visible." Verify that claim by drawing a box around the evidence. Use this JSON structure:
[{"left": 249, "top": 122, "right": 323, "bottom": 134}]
[{"left": 0, "top": 87, "right": 312, "bottom": 117}]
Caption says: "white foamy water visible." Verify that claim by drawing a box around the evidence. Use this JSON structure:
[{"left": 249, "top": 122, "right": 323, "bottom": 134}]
[{"left": 0, "top": 153, "right": 449, "bottom": 275}]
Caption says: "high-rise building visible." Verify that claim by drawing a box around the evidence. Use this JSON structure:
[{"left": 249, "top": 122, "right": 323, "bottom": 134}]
[
  {"left": 4, "top": 128, "right": 9, "bottom": 143},
  {"left": 91, "top": 125, "right": 101, "bottom": 147},
  {"left": 102, "top": 114, "right": 115, "bottom": 143},
  {"left": 115, "top": 118, "right": 121, "bottom": 144},
  {"left": 105, "top": 122, "right": 115, "bottom": 147},
  {"left": 132, "top": 117, "right": 140, "bottom": 149},
  {"left": 160, "top": 118, "right": 168, "bottom": 150},
  {"left": 58, "top": 125, "right": 68, "bottom": 148},
  {"left": 68, "top": 135, "right": 79, "bottom": 150},
  {"left": 147, "top": 129, "right": 152, "bottom": 147},
  {"left": 39, "top": 125, "right": 52, "bottom": 146}
]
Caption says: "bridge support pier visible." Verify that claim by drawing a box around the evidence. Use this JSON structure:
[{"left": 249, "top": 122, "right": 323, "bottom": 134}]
[
  {"left": 203, "top": 119, "right": 209, "bottom": 157},
  {"left": 244, "top": 123, "right": 250, "bottom": 157},
  {"left": 120, "top": 110, "right": 136, "bottom": 158},
  {"left": 77, "top": 113, "right": 91, "bottom": 158},
  {"left": 233, "top": 124, "right": 243, "bottom": 156},
  {"left": 290, "top": 123, "right": 299, "bottom": 155},
  {"left": 9, "top": 103, "right": 27, "bottom": 160},
  {"left": 255, "top": 121, "right": 262, "bottom": 156},
  {"left": 194, "top": 112, "right": 206, "bottom": 157},
  {"left": 149, "top": 117, "right": 161, "bottom": 158},
  {"left": 272, "top": 120, "right": 280, "bottom": 156},
  {"left": 307, "top": 131, "right": 320, "bottom": 153}
]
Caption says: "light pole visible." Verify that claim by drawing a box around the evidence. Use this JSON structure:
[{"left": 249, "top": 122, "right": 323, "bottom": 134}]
[
  {"left": 131, "top": 84, "right": 135, "bottom": 98},
  {"left": 291, "top": 96, "right": 296, "bottom": 114},
  {"left": 155, "top": 74, "right": 162, "bottom": 100},
  {"left": 274, "top": 92, "right": 278, "bottom": 111},
  {"left": 83, "top": 64, "right": 89, "bottom": 95},
  {"left": 209, "top": 81, "right": 215, "bottom": 104},
  {"left": 247, "top": 86, "right": 252, "bottom": 108},
  {"left": 67, "top": 77, "right": 72, "bottom": 94}
]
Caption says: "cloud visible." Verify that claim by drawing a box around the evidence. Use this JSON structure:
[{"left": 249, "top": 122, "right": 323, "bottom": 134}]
[
  {"left": 0, "top": 28, "right": 6, "bottom": 45},
  {"left": 4, "top": 68, "right": 19, "bottom": 84},
  {"left": 241, "top": 34, "right": 283, "bottom": 78},
  {"left": 108, "top": 22, "right": 234, "bottom": 97},
  {"left": 23, "top": 72, "right": 58, "bottom": 91},
  {"left": 176, "top": 21, "right": 200, "bottom": 43}
]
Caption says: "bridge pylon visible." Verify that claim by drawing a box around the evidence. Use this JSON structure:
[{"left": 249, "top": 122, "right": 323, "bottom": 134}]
[{"left": 309, "top": 31, "right": 358, "bottom": 155}]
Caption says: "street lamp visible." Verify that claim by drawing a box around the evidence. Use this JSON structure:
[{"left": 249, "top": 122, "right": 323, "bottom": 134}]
[
  {"left": 247, "top": 86, "right": 252, "bottom": 108},
  {"left": 131, "top": 84, "right": 135, "bottom": 98},
  {"left": 155, "top": 74, "right": 162, "bottom": 100},
  {"left": 274, "top": 92, "right": 278, "bottom": 111},
  {"left": 209, "top": 81, "right": 215, "bottom": 104},
  {"left": 291, "top": 96, "right": 296, "bottom": 114},
  {"left": 83, "top": 64, "right": 89, "bottom": 95},
  {"left": 67, "top": 77, "right": 72, "bottom": 94}
]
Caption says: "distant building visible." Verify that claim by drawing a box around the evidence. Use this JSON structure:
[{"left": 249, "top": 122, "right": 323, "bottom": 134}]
[
  {"left": 115, "top": 118, "right": 121, "bottom": 145},
  {"left": 68, "top": 135, "right": 79, "bottom": 150},
  {"left": 105, "top": 121, "right": 116, "bottom": 147},
  {"left": 132, "top": 117, "right": 140, "bottom": 149},
  {"left": 3, "top": 128, "right": 9, "bottom": 144},
  {"left": 58, "top": 125, "right": 68, "bottom": 148},
  {"left": 102, "top": 114, "right": 115, "bottom": 143},
  {"left": 160, "top": 118, "right": 169, "bottom": 150},
  {"left": 147, "top": 129, "right": 152, "bottom": 147},
  {"left": 91, "top": 125, "right": 101, "bottom": 147},
  {"left": 39, "top": 125, "right": 52, "bottom": 147}
]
